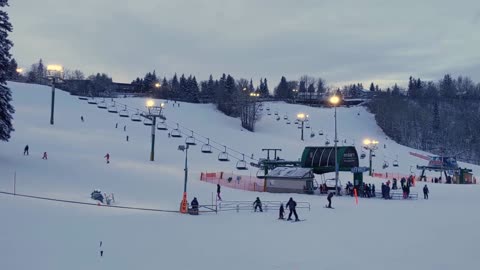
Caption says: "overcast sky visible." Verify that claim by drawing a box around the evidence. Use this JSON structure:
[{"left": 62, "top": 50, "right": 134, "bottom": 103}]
[{"left": 8, "top": 0, "right": 480, "bottom": 87}]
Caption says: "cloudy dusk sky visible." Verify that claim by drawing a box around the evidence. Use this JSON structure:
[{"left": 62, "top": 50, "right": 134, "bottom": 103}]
[{"left": 9, "top": 0, "right": 480, "bottom": 87}]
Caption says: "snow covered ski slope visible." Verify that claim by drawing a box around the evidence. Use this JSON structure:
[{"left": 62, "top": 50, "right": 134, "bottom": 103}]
[{"left": 1, "top": 82, "right": 479, "bottom": 270}]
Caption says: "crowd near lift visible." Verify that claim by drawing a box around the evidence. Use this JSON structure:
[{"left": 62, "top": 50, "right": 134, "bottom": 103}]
[
  {"left": 236, "top": 154, "right": 248, "bottom": 170},
  {"left": 143, "top": 116, "right": 152, "bottom": 126},
  {"left": 87, "top": 98, "right": 97, "bottom": 105},
  {"left": 97, "top": 100, "right": 107, "bottom": 109},
  {"left": 186, "top": 131, "right": 196, "bottom": 146},
  {"left": 201, "top": 138, "right": 213, "bottom": 153},
  {"left": 156, "top": 119, "right": 168, "bottom": 130},
  {"left": 119, "top": 106, "right": 129, "bottom": 118},
  {"left": 131, "top": 111, "right": 141, "bottom": 122},
  {"left": 218, "top": 146, "right": 229, "bottom": 162},
  {"left": 171, "top": 123, "right": 182, "bottom": 138}
]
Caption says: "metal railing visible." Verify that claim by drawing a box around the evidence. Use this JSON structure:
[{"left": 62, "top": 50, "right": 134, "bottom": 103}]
[{"left": 218, "top": 200, "right": 311, "bottom": 212}]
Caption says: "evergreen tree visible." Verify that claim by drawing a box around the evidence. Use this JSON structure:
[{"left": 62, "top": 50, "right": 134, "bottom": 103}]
[
  {"left": 259, "top": 78, "right": 269, "bottom": 97},
  {"left": 274, "top": 76, "right": 289, "bottom": 99},
  {"left": 317, "top": 78, "right": 327, "bottom": 94},
  {"left": 171, "top": 73, "right": 179, "bottom": 100},
  {"left": 36, "top": 59, "right": 45, "bottom": 79},
  {"left": 0, "top": 0, "right": 15, "bottom": 141},
  {"left": 439, "top": 74, "right": 457, "bottom": 98},
  {"left": 369, "top": 82, "right": 375, "bottom": 92},
  {"left": 6, "top": 58, "right": 17, "bottom": 80}
]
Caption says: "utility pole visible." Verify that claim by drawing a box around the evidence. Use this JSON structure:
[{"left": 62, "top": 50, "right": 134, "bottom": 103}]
[{"left": 46, "top": 65, "right": 63, "bottom": 125}]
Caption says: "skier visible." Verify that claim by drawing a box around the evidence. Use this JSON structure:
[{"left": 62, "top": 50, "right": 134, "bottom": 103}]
[
  {"left": 168, "top": 133, "right": 171, "bottom": 138},
  {"left": 216, "top": 184, "right": 222, "bottom": 201},
  {"left": 327, "top": 192, "right": 334, "bottom": 208},
  {"left": 104, "top": 153, "right": 110, "bottom": 164},
  {"left": 123, "top": 125, "right": 126, "bottom": 132},
  {"left": 423, "top": 184, "right": 429, "bottom": 199},
  {"left": 191, "top": 197, "right": 199, "bottom": 210},
  {"left": 253, "top": 197, "right": 263, "bottom": 212},
  {"left": 81, "top": 116, "right": 84, "bottom": 122},
  {"left": 42, "top": 152, "right": 48, "bottom": 160},
  {"left": 279, "top": 203, "right": 285, "bottom": 219},
  {"left": 126, "top": 135, "right": 129, "bottom": 142},
  {"left": 286, "top": 197, "right": 299, "bottom": 221},
  {"left": 23, "top": 145, "right": 29, "bottom": 155},
  {"left": 372, "top": 184, "right": 376, "bottom": 197},
  {"left": 115, "top": 123, "right": 118, "bottom": 128}
]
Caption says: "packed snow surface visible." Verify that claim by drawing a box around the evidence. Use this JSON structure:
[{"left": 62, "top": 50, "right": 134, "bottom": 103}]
[{"left": 1, "top": 82, "right": 479, "bottom": 270}]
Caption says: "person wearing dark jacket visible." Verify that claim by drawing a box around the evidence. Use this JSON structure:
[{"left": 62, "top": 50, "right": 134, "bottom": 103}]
[
  {"left": 253, "top": 197, "right": 263, "bottom": 212},
  {"left": 23, "top": 145, "right": 29, "bottom": 155},
  {"left": 286, "top": 197, "right": 299, "bottom": 221},
  {"left": 423, "top": 185, "right": 429, "bottom": 199},
  {"left": 279, "top": 203, "right": 285, "bottom": 219},
  {"left": 216, "top": 184, "right": 222, "bottom": 201},
  {"left": 327, "top": 192, "right": 334, "bottom": 208},
  {"left": 191, "top": 197, "right": 199, "bottom": 210}
]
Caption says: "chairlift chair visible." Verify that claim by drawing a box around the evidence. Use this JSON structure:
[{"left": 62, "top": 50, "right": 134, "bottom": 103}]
[
  {"left": 393, "top": 155, "right": 399, "bottom": 167},
  {"left": 372, "top": 152, "right": 376, "bottom": 157},
  {"left": 171, "top": 123, "right": 182, "bottom": 138},
  {"left": 283, "top": 114, "right": 288, "bottom": 120},
  {"left": 286, "top": 120, "right": 291, "bottom": 124},
  {"left": 107, "top": 103, "right": 118, "bottom": 113},
  {"left": 201, "top": 138, "right": 213, "bottom": 153},
  {"left": 156, "top": 119, "right": 168, "bottom": 130},
  {"left": 143, "top": 116, "right": 153, "bottom": 126},
  {"left": 78, "top": 96, "right": 88, "bottom": 100},
  {"left": 319, "top": 130, "right": 324, "bottom": 136},
  {"left": 305, "top": 123, "right": 311, "bottom": 129},
  {"left": 186, "top": 131, "right": 196, "bottom": 146},
  {"left": 266, "top": 107, "right": 270, "bottom": 111},
  {"left": 131, "top": 112, "right": 141, "bottom": 122},
  {"left": 360, "top": 151, "right": 366, "bottom": 159},
  {"left": 218, "top": 146, "right": 229, "bottom": 162},
  {"left": 383, "top": 161, "right": 389, "bottom": 169},
  {"left": 87, "top": 98, "right": 97, "bottom": 105},
  {"left": 310, "top": 132, "right": 315, "bottom": 138},
  {"left": 119, "top": 106, "right": 129, "bottom": 118},
  {"left": 294, "top": 120, "right": 299, "bottom": 125},
  {"left": 97, "top": 100, "right": 107, "bottom": 109},
  {"left": 267, "top": 112, "right": 272, "bottom": 116},
  {"left": 276, "top": 116, "right": 280, "bottom": 121},
  {"left": 274, "top": 111, "right": 278, "bottom": 116},
  {"left": 236, "top": 154, "right": 248, "bottom": 170},
  {"left": 325, "top": 139, "right": 330, "bottom": 146}
]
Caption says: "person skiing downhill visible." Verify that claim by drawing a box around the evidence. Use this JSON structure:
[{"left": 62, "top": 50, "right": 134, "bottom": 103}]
[
  {"left": 423, "top": 184, "right": 429, "bottom": 199},
  {"left": 253, "top": 197, "right": 263, "bottom": 212},
  {"left": 42, "top": 152, "right": 48, "bottom": 160},
  {"left": 286, "top": 197, "right": 299, "bottom": 221},
  {"left": 23, "top": 145, "right": 29, "bottom": 155},
  {"left": 104, "top": 153, "right": 110, "bottom": 164},
  {"left": 327, "top": 192, "right": 334, "bottom": 208},
  {"left": 81, "top": 116, "right": 84, "bottom": 122},
  {"left": 216, "top": 184, "right": 222, "bottom": 201},
  {"left": 279, "top": 203, "right": 285, "bottom": 219}
]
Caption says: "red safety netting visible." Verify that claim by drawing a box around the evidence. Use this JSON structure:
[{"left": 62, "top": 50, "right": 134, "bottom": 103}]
[{"left": 200, "top": 172, "right": 265, "bottom": 192}]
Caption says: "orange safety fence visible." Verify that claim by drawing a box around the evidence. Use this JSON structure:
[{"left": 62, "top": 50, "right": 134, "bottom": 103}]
[{"left": 200, "top": 172, "right": 265, "bottom": 192}]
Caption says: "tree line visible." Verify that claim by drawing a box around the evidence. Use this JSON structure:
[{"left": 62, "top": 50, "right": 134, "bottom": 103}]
[{"left": 367, "top": 74, "right": 480, "bottom": 165}]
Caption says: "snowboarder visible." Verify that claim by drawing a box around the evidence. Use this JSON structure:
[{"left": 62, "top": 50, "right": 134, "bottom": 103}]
[
  {"left": 100, "top": 250, "right": 103, "bottom": 257},
  {"left": 42, "top": 152, "right": 48, "bottom": 160},
  {"left": 23, "top": 145, "right": 29, "bottom": 155},
  {"left": 81, "top": 116, "right": 84, "bottom": 122},
  {"left": 115, "top": 123, "right": 118, "bottom": 128},
  {"left": 104, "top": 153, "right": 110, "bottom": 164},
  {"left": 286, "top": 197, "right": 299, "bottom": 221},
  {"left": 253, "top": 197, "right": 263, "bottom": 212},
  {"left": 126, "top": 135, "right": 129, "bottom": 142},
  {"left": 327, "top": 192, "right": 334, "bottom": 208},
  {"left": 279, "top": 203, "right": 285, "bottom": 219},
  {"left": 123, "top": 125, "right": 126, "bottom": 132},
  {"left": 216, "top": 184, "right": 222, "bottom": 201},
  {"left": 423, "top": 184, "right": 429, "bottom": 199}
]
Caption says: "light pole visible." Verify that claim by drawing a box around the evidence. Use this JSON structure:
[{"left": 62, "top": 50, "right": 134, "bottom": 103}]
[
  {"left": 292, "top": 89, "right": 298, "bottom": 103},
  {"left": 297, "top": 113, "right": 308, "bottom": 141},
  {"left": 46, "top": 65, "right": 63, "bottom": 125},
  {"left": 329, "top": 95, "right": 340, "bottom": 195},
  {"left": 145, "top": 100, "right": 165, "bottom": 161},
  {"left": 178, "top": 144, "right": 189, "bottom": 213},
  {"left": 363, "top": 138, "right": 379, "bottom": 176}
]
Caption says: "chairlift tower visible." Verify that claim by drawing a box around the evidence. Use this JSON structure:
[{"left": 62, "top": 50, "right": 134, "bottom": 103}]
[
  {"left": 46, "top": 65, "right": 64, "bottom": 125},
  {"left": 145, "top": 100, "right": 166, "bottom": 161}
]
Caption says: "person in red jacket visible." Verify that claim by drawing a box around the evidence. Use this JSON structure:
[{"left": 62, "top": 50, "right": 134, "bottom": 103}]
[{"left": 104, "top": 153, "right": 110, "bottom": 164}]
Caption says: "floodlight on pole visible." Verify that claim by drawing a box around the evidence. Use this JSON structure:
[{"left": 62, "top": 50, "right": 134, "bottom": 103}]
[
  {"left": 329, "top": 95, "right": 340, "bottom": 195},
  {"left": 363, "top": 138, "right": 379, "bottom": 176},
  {"left": 155, "top": 82, "right": 161, "bottom": 88},
  {"left": 16, "top": 68, "right": 23, "bottom": 74},
  {"left": 179, "top": 144, "right": 189, "bottom": 214},
  {"left": 297, "top": 113, "right": 307, "bottom": 141}
]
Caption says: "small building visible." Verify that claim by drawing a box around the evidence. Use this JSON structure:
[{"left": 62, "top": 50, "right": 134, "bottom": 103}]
[{"left": 264, "top": 167, "right": 316, "bottom": 194}]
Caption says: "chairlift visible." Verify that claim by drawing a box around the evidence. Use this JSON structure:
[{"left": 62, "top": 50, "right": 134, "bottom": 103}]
[
  {"left": 325, "top": 139, "right": 330, "bottom": 146},
  {"left": 171, "top": 123, "right": 182, "bottom": 138},
  {"left": 131, "top": 111, "right": 141, "bottom": 122},
  {"left": 360, "top": 151, "right": 366, "bottom": 159},
  {"left": 236, "top": 154, "right": 248, "bottom": 170},
  {"left": 276, "top": 116, "right": 280, "bottom": 121},
  {"left": 186, "top": 131, "right": 196, "bottom": 146},
  {"left": 393, "top": 155, "right": 399, "bottom": 167},
  {"left": 87, "top": 98, "right": 97, "bottom": 105},
  {"left": 143, "top": 116, "right": 153, "bottom": 126},
  {"left": 310, "top": 132, "right": 315, "bottom": 138},
  {"left": 305, "top": 123, "right": 310, "bottom": 129},
  {"left": 383, "top": 161, "right": 389, "bottom": 169},
  {"left": 294, "top": 120, "right": 299, "bottom": 125},
  {"left": 267, "top": 112, "right": 272, "bottom": 116},
  {"left": 319, "top": 130, "right": 324, "bottom": 136},
  {"left": 78, "top": 96, "right": 88, "bottom": 100},
  {"left": 218, "top": 146, "right": 229, "bottom": 162},
  {"left": 107, "top": 102, "right": 118, "bottom": 113},
  {"left": 372, "top": 152, "right": 376, "bottom": 157},
  {"left": 97, "top": 100, "right": 107, "bottom": 109},
  {"left": 297, "top": 124, "right": 302, "bottom": 129},
  {"left": 266, "top": 107, "right": 270, "bottom": 111},
  {"left": 119, "top": 106, "right": 129, "bottom": 118},
  {"left": 201, "top": 138, "right": 213, "bottom": 153},
  {"left": 283, "top": 114, "right": 288, "bottom": 120},
  {"left": 156, "top": 119, "right": 168, "bottom": 130},
  {"left": 274, "top": 111, "right": 278, "bottom": 116},
  {"left": 256, "top": 169, "right": 266, "bottom": 179},
  {"left": 286, "top": 120, "right": 291, "bottom": 125}
]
